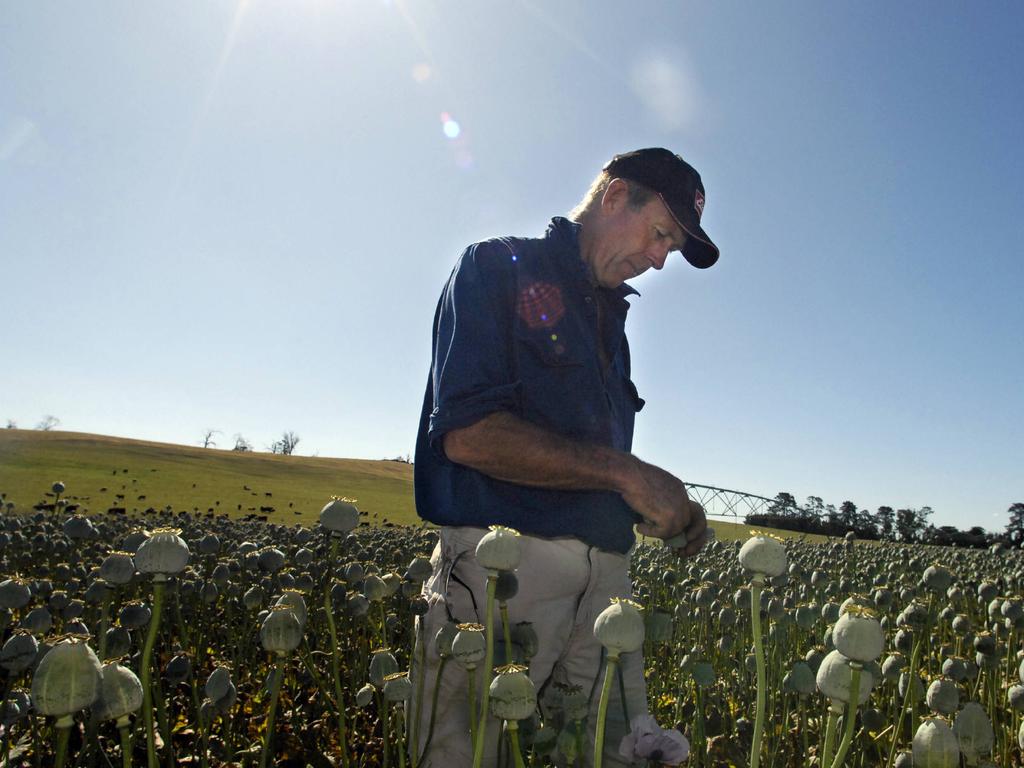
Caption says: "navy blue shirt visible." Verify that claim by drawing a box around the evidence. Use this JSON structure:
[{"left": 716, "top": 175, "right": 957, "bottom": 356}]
[{"left": 414, "top": 217, "right": 646, "bottom": 553}]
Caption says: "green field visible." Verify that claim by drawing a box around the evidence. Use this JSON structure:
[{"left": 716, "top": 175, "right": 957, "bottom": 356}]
[
  {"left": 0, "top": 429, "right": 417, "bottom": 528},
  {"left": 0, "top": 429, "right": 832, "bottom": 543}
]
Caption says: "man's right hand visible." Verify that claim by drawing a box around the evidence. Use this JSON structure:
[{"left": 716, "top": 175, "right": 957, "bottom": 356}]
[{"left": 622, "top": 458, "right": 707, "bottom": 556}]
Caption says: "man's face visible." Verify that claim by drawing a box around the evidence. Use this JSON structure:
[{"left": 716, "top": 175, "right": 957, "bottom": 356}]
[{"left": 588, "top": 182, "right": 687, "bottom": 289}]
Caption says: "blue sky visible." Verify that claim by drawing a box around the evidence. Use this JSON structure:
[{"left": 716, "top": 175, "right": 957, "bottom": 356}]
[{"left": 3, "top": 2, "right": 1021, "bottom": 532}]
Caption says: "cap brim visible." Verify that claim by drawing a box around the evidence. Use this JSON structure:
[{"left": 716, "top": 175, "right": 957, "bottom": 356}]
[
  {"left": 680, "top": 224, "right": 719, "bottom": 269},
  {"left": 656, "top": 191, "right": 719, "bottom": 269}
]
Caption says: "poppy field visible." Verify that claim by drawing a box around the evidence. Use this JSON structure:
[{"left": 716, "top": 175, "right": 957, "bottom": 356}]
[{"left": 0, "top": 478, "right": 1022, "bottom": 768}]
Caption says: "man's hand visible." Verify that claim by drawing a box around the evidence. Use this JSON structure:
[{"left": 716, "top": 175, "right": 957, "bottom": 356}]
[
  {"left": 622, "top": 459, "right": 708, "bottom": 557},
  {"left": 663, "top": 501, "right": 709, "bottom": 558}
]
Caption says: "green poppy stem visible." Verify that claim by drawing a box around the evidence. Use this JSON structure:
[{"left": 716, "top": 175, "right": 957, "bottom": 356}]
[
  {"left": 592, "top": 652, "right": 620, "bottom": 768},
  {"left": 821, "top": 700, "right": 842, "bottom": 768},
  {"left": 829, "top": 663, "right": 862, "bottom": 768},
  {"left": 507, "top": 721, "right": 526, "bottom": 768},
  {"left": 749, "top": 575, "right": 767, "bottom": 768},
  {"left": 53, "top": 722, "right": 71, "bottom": 768},
  {"left": 120, "top": 724, "right": 132, "bottom": 768},
  {"left": 471, "top": 573, "right": 498, "bottom": 768},
  {"left": 418, "top": 657, "right": 447, "bottom": 765},
  {"left": 324, "top": 538, "right": 350, "bottom": 768},
  {"left": 466, "top": 666, "right": 478, "bottom": 750},
  {"left": 140, "top": 579, "right": 166, "bottom": 768},
  {"left": 411, "top": 622, "right": 428, "bottom": 767},
  {"left": 258, "top": 658, "right": 285, "bottom": 768},
  {"left": 499, "top": 602, "right": 513, "bottom": 664}
]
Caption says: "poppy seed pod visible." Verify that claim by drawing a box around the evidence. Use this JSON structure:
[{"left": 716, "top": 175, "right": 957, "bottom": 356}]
[
  {"left": 205, "top": 666, "right": 234, "bottom": 703},
  {"left": 20, "top": 606, "right": 53, "bottom": 636},
  {"left": 941, "top": 656, "right": 966, "bottom": 682},
  {"left": 31, "top": 637, "right": 103, "bottom": 723},
  {"left": 0, "top": 578, "right": 32, "bottom": 610},
  {"left": 489, "top": 664, "right": 537, "bottom": 721},
  {"left": 362, "top": 574, "right": 388, "bottom": 602},
  {"left": 738, "top": 535, "right": 787, "bottom": 579},
  {"left": 644, "top": 608, "right": 673, "bottom": 644},
  {"left": 593, "top": 598, "right": 645, "bottom": 657},
  {"left": 953, "top": 701, "right": 994, "bottom": 761},
  {"left": 243, "top": 585, "right": 264, "bottom": 610},
  {"left": 368, "top": 648, "right": 399, "bottom": 687},
  {"left": 452, "top": 623, "right": 486, "bottom": 669},
  {"left": 274, "top": 590, "right": 308, "bottom": 627},
  {"left": 561, "top": 685, "right": 589, "bottom": 722},
  {"left": 912, "top": 717, "right": 959, "bottom": 768},
  {"left": 405, "top": 556, "right": 433, "bottom": 583},
  {"left": 925, "top": 678, "right": 959, "bottom": 715},
  {"left": 382, "top": 572, "right": 402, "bottom": 596},
  {"left": 475, "top": 525, "right": 521, "bottom": 572},
  {"left": 815, "top": 650, "right": 872, "bottom": 705},
  {"left": 256, "top": 548, "right": 286, "bottom": 573},
  {"left": 356, "top": 683, "right": 375, "bottom": 707},
  {"left": 319, "top": 498, "right": 360, "bottom": 535},
  {"left": 1008, "top": 684, "right": 1024, "bottom": 712},
  {"left": 134, "top": 528, "right": 190, "bottom": 579},
  {"left": 119, "top": 601, "right": 152, "bottom": 630},
  {"left": 0, "top": 632, "right": 39, "bottom": 673},
  {"left": 382, "top": 671, "right": 412, "bottom": 702},
  {"left": 0, "top": 690, "right": 31, "bottom": 727},
  {"left": 921, "top": 564, "right": 953, "bottom": 593},
  {"left": 511, "top": 621, "right": 538, "bottom": 661},
  {"left": 691, "top": 661, "right": 716, "bottom": 687},
  {"left": 93, "top": 661, "right": 143, "bottom": 726},
  {"left": 782, "top": 661, "right": 817, "bottom": 696},
  {"left": 494, "top": 570, "right": 519, "bottom": 602},
  {"left": 434, "top": 622, "right": 458, "bottom": 658},
  {"left": 62, "top": 516, "right": 97, "bottom": 540},
  {"left": 259, "top": 605, "right": 303, "bottom": 654},
  {"left": 832, "top": 607, "right": 884, "bottom": 663}
]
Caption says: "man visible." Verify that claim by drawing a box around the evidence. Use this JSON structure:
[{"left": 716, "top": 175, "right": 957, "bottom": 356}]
[{"left": 411, "top": 148, "right": 718, "bottom": 766}]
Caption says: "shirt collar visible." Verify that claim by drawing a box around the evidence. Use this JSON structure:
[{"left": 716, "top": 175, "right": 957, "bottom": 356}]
[{"left": 545, "top": 217, "right": 641, "bottom": 300}]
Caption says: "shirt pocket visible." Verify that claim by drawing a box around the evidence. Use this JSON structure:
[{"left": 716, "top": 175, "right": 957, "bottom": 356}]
[{"left": 514, "top": 328, "right": 584, "bottom": 369}]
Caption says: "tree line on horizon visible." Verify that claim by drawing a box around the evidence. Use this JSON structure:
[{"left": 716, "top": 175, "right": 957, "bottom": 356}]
[{"left": 746, "top": 493, "right": 1024, "bottom": 550}]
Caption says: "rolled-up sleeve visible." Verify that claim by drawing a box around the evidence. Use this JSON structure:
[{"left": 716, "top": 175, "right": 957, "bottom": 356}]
[{"left": 427, "top": 242, "right": 519, "bottom": 458}]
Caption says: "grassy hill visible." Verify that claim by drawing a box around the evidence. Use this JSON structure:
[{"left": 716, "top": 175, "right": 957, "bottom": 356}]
[
  {"left": 0, "top": 429, "right": 417, "bottom": 528},
  {"left": 0, "top": 429, "right": 830, "bottom": 544}
]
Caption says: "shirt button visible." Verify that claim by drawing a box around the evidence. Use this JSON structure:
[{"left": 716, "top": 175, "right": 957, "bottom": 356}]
[{"left": 584, "top": 296, "right": 593, "bottom": 303}]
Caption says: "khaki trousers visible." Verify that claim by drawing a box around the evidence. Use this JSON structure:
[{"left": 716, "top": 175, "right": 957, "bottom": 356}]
[{"left": 409, "top": 526, "right": 646, "bottom": 767}]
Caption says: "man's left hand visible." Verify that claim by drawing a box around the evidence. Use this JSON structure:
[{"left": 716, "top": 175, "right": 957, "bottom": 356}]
[{"left": 665, "top": 500, "right": 708, "bottom": 558}]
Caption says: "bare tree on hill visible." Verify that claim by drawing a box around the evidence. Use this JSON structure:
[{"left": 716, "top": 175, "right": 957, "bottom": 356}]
[
  {"left": 36, "top": 415, "right": 59, "bottom": 431},
  {"left": 200, "top": 429, "right": 220, "bottom": 449},
  {"left": 5, "top": 419, "right": 15, "bottom": 429},
  {"left": 269, "top": 431, "right": 300, "bottom": 456},
  {"left": 232, "top": 434, "right": 253, "bottom": 452}
]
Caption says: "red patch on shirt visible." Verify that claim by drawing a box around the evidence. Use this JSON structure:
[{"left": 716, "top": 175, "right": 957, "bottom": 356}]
[{"left": 516, "top": 282, "right": 565, "bottom": 329}]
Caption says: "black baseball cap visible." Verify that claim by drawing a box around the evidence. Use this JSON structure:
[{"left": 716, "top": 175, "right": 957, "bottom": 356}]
[{"left": 603, "top": 148, "right": 719, "bottom": 269}]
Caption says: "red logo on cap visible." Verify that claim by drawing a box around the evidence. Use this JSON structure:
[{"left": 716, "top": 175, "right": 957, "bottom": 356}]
[{"left": 694, "top": 189, "right": 705, "bottom": 220}]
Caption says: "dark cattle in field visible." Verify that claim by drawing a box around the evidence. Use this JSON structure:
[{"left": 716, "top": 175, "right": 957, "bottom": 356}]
[
  {"left": 108, "top": 507, "right": 126, "bottom": 514},
  {"left": 257, "top": 515, "right": 267, "bottom": 522},
  {"left": 264, "top": 492, "right": 272, "bottom": 497},
  {"left": 260, "top": 506, "right": 275, "bottom": 513},
  {"left": 138, "top": 496, "right": 146, "bottom": 501}
]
